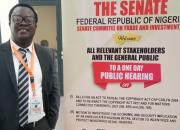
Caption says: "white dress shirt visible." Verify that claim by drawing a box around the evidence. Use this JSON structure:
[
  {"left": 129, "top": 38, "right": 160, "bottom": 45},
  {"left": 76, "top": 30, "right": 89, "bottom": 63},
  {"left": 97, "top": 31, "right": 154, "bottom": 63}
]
[{"left": 10, "top": 40, "right": 45, "bottom": 123}]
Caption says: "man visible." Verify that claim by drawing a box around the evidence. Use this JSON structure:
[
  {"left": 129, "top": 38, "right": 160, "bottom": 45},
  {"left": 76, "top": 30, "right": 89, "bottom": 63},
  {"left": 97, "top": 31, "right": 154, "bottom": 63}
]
[
  {"left": 40, "top": 40, "right": 58, "bottom": 73},
  {"left": 0, "top": 3, "right": 60, "bottom": 130}
]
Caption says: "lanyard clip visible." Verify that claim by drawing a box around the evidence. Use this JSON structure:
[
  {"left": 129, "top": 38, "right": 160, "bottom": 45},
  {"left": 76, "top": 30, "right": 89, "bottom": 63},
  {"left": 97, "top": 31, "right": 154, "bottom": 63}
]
[
  {"left": 30, "top": 76, "right": 36, "bottom": 96},
  {"left": 30, "top": 76, "right": 34, "bottom": 83}
]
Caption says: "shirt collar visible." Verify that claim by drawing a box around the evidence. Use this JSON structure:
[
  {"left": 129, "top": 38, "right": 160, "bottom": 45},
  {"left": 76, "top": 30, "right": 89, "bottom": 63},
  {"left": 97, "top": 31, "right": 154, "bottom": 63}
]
[{"left": 10, "top": 39, "right": 34, "bottom": 53}]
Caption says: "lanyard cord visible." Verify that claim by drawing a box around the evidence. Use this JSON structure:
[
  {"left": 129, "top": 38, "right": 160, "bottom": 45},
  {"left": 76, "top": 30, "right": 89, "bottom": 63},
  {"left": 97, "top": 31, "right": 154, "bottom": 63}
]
[{"left": 12, "top": 45, "right": 36, "bottom": 96}]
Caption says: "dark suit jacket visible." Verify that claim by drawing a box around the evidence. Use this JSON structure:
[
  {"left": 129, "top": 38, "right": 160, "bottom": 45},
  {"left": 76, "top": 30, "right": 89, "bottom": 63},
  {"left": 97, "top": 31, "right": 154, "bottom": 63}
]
[{"left": 0, "top": 41, "right": 60, "bottom": 130}]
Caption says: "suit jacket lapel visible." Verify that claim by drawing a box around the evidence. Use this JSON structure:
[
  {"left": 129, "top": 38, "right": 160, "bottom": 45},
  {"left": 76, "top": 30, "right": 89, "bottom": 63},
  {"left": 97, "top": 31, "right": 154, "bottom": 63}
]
[{"left": 2, "top": 41, "right": 18, "bottom": 93}]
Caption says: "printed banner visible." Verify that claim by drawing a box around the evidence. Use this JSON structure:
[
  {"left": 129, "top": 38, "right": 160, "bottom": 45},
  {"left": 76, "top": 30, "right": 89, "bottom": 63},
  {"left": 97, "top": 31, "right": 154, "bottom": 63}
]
[
  {"left": 93, "top": 62, "right": 161, "bottom": 88},
  {"left": 61, "top": 0, "right": 180, "bottom": 130}
]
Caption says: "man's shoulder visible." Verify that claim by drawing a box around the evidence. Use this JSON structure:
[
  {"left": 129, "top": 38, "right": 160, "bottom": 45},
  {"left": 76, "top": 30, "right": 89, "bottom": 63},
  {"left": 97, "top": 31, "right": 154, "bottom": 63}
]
[
  {"left": 35, "top": 43, "right": 56, "bottom": 53},
  {"left": 34, "top": 43, "right": 50, "bottom": 52}
]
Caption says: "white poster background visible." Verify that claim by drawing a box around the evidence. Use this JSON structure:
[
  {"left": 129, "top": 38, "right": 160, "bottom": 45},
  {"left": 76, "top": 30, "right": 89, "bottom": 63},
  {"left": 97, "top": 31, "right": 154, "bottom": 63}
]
[{"left": 61, "top": 0, "right": 180, "bottom": 130}]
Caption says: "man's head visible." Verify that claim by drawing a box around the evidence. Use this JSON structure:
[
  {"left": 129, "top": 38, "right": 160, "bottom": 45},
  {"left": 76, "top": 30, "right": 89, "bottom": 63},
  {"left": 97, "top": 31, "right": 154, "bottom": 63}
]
[
  {"left": 40, "top": 40, "right": 49, "bottom": 47},
  {"left": 9, "top": 3, "right": 38, "bottom": 48}
]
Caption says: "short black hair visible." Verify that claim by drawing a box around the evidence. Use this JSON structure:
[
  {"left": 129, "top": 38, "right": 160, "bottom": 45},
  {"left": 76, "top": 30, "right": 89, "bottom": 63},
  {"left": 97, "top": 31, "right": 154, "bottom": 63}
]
[{"left": 9, "top": 3, "right": 38, "bottom": 23}]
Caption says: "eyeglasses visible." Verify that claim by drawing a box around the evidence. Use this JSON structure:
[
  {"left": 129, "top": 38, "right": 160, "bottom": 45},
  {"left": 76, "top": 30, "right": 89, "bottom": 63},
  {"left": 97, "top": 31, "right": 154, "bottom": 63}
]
[{"left": 12, "top": 15, "right": 35, "bottom": 24}]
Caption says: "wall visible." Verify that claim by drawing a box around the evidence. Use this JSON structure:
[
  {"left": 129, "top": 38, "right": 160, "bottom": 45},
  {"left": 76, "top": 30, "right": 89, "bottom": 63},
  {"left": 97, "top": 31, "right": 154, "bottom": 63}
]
[{"left": 33, "top": 6, "right": 57, "bottom": 49}]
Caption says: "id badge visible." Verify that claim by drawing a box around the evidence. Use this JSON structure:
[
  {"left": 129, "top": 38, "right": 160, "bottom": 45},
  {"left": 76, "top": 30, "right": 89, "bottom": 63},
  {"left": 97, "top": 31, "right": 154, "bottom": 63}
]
[{"left": 30, "top": 97, "right": 43, "bottom": 115}]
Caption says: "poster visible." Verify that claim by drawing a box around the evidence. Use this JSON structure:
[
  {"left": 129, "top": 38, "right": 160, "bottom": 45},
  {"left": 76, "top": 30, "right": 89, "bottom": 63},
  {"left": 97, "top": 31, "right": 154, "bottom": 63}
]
[{"left": 61, "top": 0, "right": 180, "bottom": 130}]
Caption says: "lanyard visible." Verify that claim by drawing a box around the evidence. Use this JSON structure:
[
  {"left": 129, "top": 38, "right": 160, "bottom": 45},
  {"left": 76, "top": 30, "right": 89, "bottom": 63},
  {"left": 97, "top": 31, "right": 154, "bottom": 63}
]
[{"left": 12, "top": 45, "right": 36, "bottom": 96}]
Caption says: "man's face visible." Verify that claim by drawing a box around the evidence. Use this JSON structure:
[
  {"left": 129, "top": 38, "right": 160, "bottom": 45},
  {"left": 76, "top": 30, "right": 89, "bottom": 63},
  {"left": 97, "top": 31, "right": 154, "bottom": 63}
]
[{"left": 9, "top": 6, "right": 37, "bottom": 44}]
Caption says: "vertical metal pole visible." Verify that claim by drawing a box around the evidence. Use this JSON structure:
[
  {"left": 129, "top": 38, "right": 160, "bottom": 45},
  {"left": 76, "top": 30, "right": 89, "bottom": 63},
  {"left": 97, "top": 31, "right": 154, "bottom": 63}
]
[{"left": 56, "top": 0, "right": 64, "bottom": 96}]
